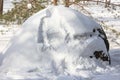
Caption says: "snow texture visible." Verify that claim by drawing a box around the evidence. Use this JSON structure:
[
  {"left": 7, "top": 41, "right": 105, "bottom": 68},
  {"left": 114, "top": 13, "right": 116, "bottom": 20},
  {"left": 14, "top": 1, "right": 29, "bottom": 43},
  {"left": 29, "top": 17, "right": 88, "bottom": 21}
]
[{"left": 0, "top": 5, "right": 120, "bottom": 80}]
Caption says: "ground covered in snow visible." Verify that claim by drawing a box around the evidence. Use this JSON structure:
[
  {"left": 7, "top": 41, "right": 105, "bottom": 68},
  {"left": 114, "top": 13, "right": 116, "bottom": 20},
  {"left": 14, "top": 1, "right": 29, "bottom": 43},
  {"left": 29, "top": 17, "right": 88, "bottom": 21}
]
[{"left": 0, "top": 1, "right": 120, "bottom": 80}]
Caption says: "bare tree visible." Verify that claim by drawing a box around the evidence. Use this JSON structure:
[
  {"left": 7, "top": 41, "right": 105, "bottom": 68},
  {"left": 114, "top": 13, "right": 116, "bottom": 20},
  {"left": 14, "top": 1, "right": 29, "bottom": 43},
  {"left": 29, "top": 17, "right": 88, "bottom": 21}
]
[
  {"left": 53, "top": 0, "right": 57, "bottom": 5},
  {"left": 97, "top": 0, "right": 99, "bottom": 5},
  {"left": 65, "top": 0, "right": 69, "bottom": 7},
  {"left": 105, "top": 0, "right": 111, "bottom": 7},
  {"left": 105, "top": 0, "right": 108, "bottom": 7},
  {"left": 0, "top": 0, "right": 3, "bottom": 15}
]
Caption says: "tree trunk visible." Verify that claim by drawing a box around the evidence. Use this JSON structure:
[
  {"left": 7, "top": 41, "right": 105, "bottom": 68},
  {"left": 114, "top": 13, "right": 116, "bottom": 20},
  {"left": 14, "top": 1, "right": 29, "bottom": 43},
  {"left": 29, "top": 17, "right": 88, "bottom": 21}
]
[
  {"left": 53, "top": 0, "right": 57, "bottom": 5},
  {"left": 105, "top": 0, "right": 108, "bottom": 8},
  {"left": 65, "top": 0, "right": 69, "bottom": 7},
  {"left": 97, "top": 0, "right": 99, "bottom": 5},
  {"left": 0, "top": 0, "right": 3, "bottom": 15},
  {"left": 108, "top": 0, "right": 111, "bottom": 5}
]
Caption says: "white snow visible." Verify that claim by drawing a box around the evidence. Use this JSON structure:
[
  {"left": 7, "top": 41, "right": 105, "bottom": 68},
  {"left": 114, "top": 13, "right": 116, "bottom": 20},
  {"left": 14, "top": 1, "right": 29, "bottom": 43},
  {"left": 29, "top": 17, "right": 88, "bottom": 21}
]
[
  {"left": 0, "top": 0, "right": 120, "bottom": 80},
  {"left": 3, "top": 0, "right": 14, "bottom": 13},
  {"left": 0, "top": 5, "right": 110, "bottom": 79},
  {"left": 3, "top": 0, "right": 21, "bottom": 13}
]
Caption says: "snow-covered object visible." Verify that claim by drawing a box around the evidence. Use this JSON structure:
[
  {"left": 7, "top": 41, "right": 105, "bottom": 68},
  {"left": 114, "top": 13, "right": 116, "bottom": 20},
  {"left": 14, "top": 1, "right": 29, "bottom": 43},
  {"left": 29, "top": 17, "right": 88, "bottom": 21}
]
[
  {"left": 0, "top": 5, "right": 110, "bottom": 77},
  {"left": 27, "top": 3, "right": 32, "bottom": 9}
]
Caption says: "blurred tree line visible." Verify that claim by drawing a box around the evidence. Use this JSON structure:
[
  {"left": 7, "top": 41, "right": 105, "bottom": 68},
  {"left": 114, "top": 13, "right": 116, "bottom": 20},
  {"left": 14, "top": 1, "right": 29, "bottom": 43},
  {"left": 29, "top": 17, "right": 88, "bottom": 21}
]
[
  {"left": 0, "top": 0, "right": 112, "bottom": 24},
  {"left": 0, "top": 0, "right": 46, "bottom": 24}
]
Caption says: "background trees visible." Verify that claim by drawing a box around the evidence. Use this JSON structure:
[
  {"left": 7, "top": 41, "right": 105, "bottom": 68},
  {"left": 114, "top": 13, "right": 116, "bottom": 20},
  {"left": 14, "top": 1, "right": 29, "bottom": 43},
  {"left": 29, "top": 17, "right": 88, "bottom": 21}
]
[
  {"left": 0, "top": 0, "right": 45, "bottom": 24},
  {"left": 0, "top": 0, "right": 114, "bottom": 24},
  {"left": 0, "top": 0, "right": 3, "bottom": 15}
]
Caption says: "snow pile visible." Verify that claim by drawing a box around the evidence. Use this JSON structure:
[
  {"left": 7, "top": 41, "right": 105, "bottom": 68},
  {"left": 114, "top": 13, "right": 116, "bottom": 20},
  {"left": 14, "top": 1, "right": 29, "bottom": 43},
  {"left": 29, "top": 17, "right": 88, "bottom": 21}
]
[
  {"left": 0, "top": 5, "right": 117, "bottom": 79},
  {"left": 0, "top": 25, "right": 20, "bottom": 53}
]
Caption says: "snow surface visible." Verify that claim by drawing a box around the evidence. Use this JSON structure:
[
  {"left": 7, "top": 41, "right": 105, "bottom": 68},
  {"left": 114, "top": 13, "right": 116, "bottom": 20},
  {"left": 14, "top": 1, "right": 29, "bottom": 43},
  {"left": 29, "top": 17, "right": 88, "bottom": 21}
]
[
  {"left": 0, "top": 5, "right": 114, "bottom": 80},
  {"left": 3, "top": 0, "right": 14, "bottom": 13},
  {"left": 0, "top": 0, "right": 120, "bottom": 79},
  {"left": 0, "top": 25, "right": 20, "bottom": 53}
]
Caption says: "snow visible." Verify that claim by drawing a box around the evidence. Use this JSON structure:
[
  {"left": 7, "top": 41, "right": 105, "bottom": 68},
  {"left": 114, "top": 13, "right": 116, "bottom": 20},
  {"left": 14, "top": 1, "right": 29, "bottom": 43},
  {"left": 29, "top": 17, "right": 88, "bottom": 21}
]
[
  {"left": 111, "top": 0, "right": 120, "bottom": 4},
  {"left": 0, "top": 25, "right": 20, "bottom": 53},
  {"left": 0, "top": 5, "right": 109, "bottom": 79},
  {"left": 0, "top": 0, "right": 120, "bottom": 80},
  {"left": 3, "top": 0, "right": 14, "bottom": 13},
  {"left": 3, "top": 0, "right": 21, "bottom": 13}
]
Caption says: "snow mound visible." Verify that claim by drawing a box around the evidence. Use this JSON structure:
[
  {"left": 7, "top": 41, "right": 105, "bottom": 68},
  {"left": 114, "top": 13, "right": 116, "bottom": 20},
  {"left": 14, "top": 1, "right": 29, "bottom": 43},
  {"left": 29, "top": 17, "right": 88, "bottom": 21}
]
[{"left": 0, "top": 5, "right": 111, "bottom": 79}]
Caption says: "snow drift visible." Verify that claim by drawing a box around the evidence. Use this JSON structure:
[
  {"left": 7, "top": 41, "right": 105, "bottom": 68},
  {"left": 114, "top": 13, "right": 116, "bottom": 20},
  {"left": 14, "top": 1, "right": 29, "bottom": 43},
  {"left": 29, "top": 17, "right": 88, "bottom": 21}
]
[{"left": 0, "top": 5, "right": 111, "bottom": 79}]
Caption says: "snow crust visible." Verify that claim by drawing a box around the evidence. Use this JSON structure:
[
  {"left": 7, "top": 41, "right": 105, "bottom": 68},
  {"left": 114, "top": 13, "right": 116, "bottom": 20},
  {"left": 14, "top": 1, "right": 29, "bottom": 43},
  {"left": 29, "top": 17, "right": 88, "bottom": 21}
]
[{"left": 0, "top": 5, "right": 120, "bottom": 80}]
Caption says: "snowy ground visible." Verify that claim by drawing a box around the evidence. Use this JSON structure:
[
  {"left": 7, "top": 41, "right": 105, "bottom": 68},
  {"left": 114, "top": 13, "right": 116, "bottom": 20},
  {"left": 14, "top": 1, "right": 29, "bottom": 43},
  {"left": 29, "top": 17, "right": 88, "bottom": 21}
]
[
  {"left": 3, "top": 0, "right": 21, "bottom": 13},
  {"left": 3, "top": 0, "right": 14, "bottom": 13},
  {"left": 0, "top": 0, "right": 120, "bottom": 80},
  {"left": 0, "top": 25, "right": 20, "bottom": 53}
]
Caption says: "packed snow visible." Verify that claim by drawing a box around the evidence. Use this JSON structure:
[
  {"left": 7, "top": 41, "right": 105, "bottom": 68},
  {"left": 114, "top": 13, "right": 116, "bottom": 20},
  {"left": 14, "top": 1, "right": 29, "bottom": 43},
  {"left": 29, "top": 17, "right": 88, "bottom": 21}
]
[{"left": 0, "top": 0, "right": 120, "bottom": 80}]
